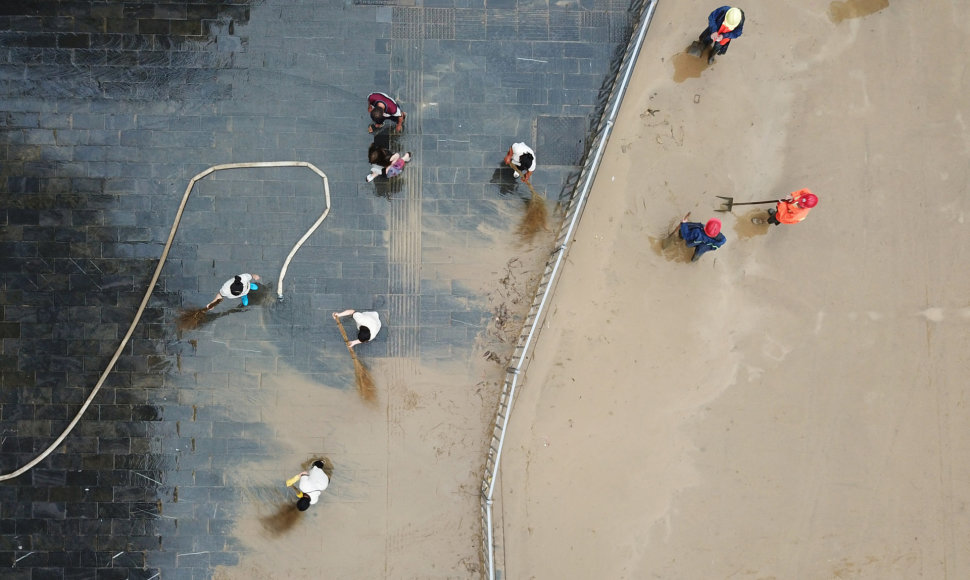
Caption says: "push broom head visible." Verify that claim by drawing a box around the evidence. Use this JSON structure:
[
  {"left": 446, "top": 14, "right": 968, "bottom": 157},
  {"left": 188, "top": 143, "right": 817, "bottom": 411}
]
[
  {"left": 354, "top": 360, "right": 377, "bottom": 404},
  {"left": 176, "top": 308, "right": 209, "bottom": 331},
  {"left": 517, "top": 190, "right": 548, "bottom": 242}
]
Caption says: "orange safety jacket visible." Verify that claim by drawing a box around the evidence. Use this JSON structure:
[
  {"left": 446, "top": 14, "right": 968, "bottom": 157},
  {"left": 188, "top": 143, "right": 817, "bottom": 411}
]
[{"left": 775, "top": 199, "right": 812, "bottom": 224}]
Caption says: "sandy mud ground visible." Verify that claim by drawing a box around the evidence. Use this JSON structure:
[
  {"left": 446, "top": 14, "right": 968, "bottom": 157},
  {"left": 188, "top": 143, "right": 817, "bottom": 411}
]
[
  {"left": 501, "top": 1, "right": 970, "bottom": 578},
  {"left": 213, "top": 209, "right": 556, "bottom": 578}
]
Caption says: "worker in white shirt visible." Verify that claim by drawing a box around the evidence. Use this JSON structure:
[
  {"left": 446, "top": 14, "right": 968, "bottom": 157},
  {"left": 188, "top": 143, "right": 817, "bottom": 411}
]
[
  {"left": 332, "top": 309, "right": 382, "bottom": 350},
  {"left": 285, "top": 460, "right": 330, "bottom": 511}
]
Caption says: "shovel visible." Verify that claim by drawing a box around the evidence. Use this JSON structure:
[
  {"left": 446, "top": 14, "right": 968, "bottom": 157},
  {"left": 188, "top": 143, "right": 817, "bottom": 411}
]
[
  {"left": 687, "top": 40, "right": 705, "bottom": 57},
  {"left": 662, "top": 211, "right": 690, "bottom": 250},
  {"left": 715, "top": 196, "right": 779, "bottom": 213}
]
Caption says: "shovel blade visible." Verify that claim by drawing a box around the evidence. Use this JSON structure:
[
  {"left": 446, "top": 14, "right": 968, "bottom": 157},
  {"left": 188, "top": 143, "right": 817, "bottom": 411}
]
[
  {"left": 687, "top": 41, "right": 705, "bottom": 57},
  {"left": 715, "top": 195, "right": 734, "bottom": 212}
]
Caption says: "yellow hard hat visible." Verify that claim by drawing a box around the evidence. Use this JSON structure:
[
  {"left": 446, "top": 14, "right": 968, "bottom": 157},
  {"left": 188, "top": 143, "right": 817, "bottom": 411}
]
[{"left": 724, "top": 7, "right": 743, "bottom": 29}]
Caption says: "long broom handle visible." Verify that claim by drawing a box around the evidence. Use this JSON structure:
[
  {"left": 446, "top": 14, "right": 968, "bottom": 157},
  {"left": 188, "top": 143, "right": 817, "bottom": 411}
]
[
  {"left": 506, "top": 160, "right": 544, "bottom": 199},
  {"left": 333, "top": 316, "right": 363, "bottom": 366}
]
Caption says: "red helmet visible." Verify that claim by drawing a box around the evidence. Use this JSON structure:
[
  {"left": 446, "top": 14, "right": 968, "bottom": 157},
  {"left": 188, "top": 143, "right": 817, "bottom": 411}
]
[
  {"left": 704, "top": 218, "right": 722, "bottom": 237},
  {"left": 796, "top": 191, "right": 818, "bottom": 208}
]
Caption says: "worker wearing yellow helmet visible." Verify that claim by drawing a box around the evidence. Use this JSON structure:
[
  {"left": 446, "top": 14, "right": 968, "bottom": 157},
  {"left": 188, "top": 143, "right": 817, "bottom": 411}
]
[{"left": 697, "top": 6, "right": 745, "bottom": 65}]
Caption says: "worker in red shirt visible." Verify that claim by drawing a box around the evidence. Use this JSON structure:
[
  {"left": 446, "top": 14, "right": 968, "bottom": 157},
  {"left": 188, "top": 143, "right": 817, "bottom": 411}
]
[
  {"left": 754, "top": 189, "right": 818, "bottom": 225},
  {"left": 367, "top": 91, "right": 406, "bottom": 133}
]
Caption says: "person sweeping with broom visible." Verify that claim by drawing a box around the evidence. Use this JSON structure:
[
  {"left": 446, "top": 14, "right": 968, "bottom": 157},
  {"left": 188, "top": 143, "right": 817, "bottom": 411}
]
[
  {"left": 285, "top": 460, "right": 330, "bottom": 511},
  {"left": 503, "top": 142, "right": 547, "bottom": 240},
  {"left": 332, "top": 309, "right": 382, "bottom": 349},
  {"left": 178, "top": 272, "right": 262, "bottom": 331},
  {"left": 332, "top": 309, "right": 381, "bottom": 402},
  {"left": 503, "top": 142, "right": 537, "bottom": 183},
  {"left": 206, "top": 273, "right": 261, "bottom": 310}
]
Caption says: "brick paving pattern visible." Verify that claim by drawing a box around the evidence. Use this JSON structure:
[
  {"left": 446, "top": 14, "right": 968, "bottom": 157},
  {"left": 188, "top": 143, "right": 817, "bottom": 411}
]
[{"left": 0, "top": 0, "right": 634, "bottom": 577}]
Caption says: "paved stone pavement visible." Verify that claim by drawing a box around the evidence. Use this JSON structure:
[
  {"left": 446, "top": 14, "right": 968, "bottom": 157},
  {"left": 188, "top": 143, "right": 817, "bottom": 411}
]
[{"left": 0, "top": 0, "right": 635, "bottom": 577}]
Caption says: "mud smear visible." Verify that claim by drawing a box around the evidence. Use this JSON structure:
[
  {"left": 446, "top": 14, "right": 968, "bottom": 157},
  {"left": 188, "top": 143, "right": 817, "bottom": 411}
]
[
  {"left": 672, "top": 50, "right": 709, "bottom": 83},
  {"left": 174, "top": 305, "right": 245, "bottom": 334},
  {"left": 259, "top": 503, "right": 302, "bottom": 537},
  {"left": 829, "top": 0, "right": 889, "bottom": 23},
  {"left": 517, "top": 194, "right": 550, "bottom": 243},
  {"left": 734, "top": 209, "right": 772, "bottom": 239},
  {"left": 651, "top": 234, "right": 695, "bottom": 263},
  {"left": 650, "top": 217, "right": 695, "bottom": 263},
  {"left": 176, "top": 308, "right": 210, "bottom": 331},
  {"left": 176, "top": 283, "right": 275, "bottom": 333},
  {"left": 217, "top": 215, "right": 549, "bottom": 579}
]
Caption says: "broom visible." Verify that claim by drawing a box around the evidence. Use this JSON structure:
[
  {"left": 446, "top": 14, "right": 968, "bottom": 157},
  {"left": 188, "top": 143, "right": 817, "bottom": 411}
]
[
  {"left": 176, "top": 296, "right": 222, "bottom": 331},
  {"left": 332, "top": 315, "right": 378, "bottom": 404},
  {"left": 508, "top": 161, "right": 548, "bottom": 241}
]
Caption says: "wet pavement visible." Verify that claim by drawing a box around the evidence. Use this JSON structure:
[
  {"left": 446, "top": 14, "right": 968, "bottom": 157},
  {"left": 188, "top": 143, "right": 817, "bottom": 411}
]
[{"left": 0, "top": 0, "right": 635, "bottom": 577}]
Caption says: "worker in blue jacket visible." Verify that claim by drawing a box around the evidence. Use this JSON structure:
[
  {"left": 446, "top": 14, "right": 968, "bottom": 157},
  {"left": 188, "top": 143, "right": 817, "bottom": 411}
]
[
  {"left": 698, "top": 6, "right": 745, "bottom": 64},
  {"left": 679, "top": 216, "right": 727, "bottom": 262}
]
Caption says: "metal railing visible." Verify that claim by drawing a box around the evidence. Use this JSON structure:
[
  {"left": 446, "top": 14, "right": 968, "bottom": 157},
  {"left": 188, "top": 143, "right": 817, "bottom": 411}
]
[{"left": 478, "top": 1, "right": 659, "bottom": 578}]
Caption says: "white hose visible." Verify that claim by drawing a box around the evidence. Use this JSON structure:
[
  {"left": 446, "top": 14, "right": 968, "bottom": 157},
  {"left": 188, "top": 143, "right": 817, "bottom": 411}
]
[{"left": 0, "top": 161, "right": 331, "bottom": 481}]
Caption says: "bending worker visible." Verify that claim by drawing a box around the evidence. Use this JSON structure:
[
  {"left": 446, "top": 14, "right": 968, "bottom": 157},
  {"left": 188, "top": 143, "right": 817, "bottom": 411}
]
[
  {"left": 286, "top": 460, "right": 330, "bottom": 511},
  {"left": 680, "top": 216, "right": 727, "bottom": 262}
]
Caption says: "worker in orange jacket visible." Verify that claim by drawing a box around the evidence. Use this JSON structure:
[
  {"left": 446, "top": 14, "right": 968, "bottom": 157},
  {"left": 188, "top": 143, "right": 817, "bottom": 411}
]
[{"left": 755, "top": 189, "right": 818, "bottom": 225}]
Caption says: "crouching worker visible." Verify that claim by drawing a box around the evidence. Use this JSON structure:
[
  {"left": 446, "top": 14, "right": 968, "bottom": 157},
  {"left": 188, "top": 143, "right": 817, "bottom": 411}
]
[
  {"left": 680, "top": 217, "right": 726, "bottom": 262},
  {"left": 286, "top": 460, "right": 330, "bottom": 511}
]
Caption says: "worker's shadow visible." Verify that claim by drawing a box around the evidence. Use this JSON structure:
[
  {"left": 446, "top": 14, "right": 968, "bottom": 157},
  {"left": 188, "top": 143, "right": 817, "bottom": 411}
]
[
  {"left": 369, "top": 132, "right": 406, "bottom": 201},
  {"left": 489, "top": 166, "right": 523, "bottom": 197},
  {"left": 260, "top": 503, "right": 302, "bottom": 537}
]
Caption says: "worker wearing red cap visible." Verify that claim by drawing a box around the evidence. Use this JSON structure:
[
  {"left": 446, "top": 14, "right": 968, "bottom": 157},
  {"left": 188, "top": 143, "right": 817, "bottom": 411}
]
[
  {"left": 679, "top": 216, "right": 727, "bottom": 262},
  {"left": 763, "top": 189, "right": 818, "bottom": 225}
]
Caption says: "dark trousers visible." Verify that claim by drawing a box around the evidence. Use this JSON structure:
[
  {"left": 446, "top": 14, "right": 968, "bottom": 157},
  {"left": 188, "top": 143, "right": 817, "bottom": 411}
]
[
  {"left": 767, "top": 209, "right": 781, "bottom": 225},
  {"left": 690, "top": 244, "right": 715, "bottom": 262},
  {"left": 698, "top": 30, "right": 729, "bottom": 55}
]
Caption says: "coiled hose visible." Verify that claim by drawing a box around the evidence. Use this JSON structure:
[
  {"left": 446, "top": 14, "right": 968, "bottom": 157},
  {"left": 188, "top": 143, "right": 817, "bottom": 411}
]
[{"left": 0, "top": 161, "right": 331, "bottom": 481}]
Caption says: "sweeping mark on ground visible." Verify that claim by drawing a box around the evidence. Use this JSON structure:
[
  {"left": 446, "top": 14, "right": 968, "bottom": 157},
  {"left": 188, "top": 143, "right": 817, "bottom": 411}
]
[{"left": 828, "top": 0, "right": 889, "bottom": 23}]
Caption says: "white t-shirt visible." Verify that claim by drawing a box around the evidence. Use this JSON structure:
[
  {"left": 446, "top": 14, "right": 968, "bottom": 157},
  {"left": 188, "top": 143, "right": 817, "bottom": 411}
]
[
  {"left": 510, "top": 142, "right": 537, "bottom": 171},
  {"left": 298, "top": 465, "right": 330, "bottom": 505},
  {"left": 352, "top": 311, "right": 382, "bottom": 340},
  {"left": 219, "top": 273, "right": 253, "bottom": 299}
]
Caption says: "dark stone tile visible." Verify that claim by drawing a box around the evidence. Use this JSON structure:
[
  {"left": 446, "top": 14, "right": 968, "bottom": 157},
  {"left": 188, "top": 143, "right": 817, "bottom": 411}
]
[
  {"left": 47, "top": 550, "right": 81, "bottom": 568},
  {"left": 64, "top": 568, "right": 97, "bottom": 580},
  {"left": 78, "top": 520, "right": 111, "bottom": 537},
  {"left": 30, "top": 568, "right": 64, "bottom": 580},
  {"left": 64, "top": 568, "right": 98, "bottom": 580},
  {"left": 31, "top": 500, "right": 67, "bottom": 519},
  {"left": 64, "top": 502, "right": 97, "bottom": 519},
  {"left": 95, "top": 503, "right": 129, "bottom": 519},
  {"left": 31, "top": 468, "right": 67, "bottom": 487},
  {"left": 57, "top": 33, "right": 89, "bottom": 49}
]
